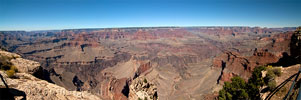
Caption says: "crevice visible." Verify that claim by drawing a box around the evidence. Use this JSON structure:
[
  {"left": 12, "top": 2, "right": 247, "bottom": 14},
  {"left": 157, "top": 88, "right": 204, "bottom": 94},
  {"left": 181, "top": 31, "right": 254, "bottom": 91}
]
[
  {"left": 217, "top": 61, "right": 226, "bottom": 84},
  {"left": 121, "top": 81, "right": 130, "bottom": 97}
]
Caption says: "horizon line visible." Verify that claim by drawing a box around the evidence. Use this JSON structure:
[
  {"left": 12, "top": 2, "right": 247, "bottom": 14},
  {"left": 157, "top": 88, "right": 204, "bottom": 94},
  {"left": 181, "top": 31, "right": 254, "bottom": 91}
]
[{"left": 0, "top": 25, "right": 299, "bottom": 32}]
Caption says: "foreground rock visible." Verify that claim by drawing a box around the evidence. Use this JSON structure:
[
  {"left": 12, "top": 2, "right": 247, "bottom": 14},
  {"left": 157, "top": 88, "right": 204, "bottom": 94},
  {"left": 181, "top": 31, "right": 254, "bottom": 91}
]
[
  {"left": 10, "top": 58, "right": 41, "bottom": 74},
  {"left": 0, "top": 71, "right": 101, "bottom": 100},
  {"left": 0, "top": 50, "right": 101, "bottom": 100},
  {"left": 0, "top": 50, "right": 21, "bottom": 58}
]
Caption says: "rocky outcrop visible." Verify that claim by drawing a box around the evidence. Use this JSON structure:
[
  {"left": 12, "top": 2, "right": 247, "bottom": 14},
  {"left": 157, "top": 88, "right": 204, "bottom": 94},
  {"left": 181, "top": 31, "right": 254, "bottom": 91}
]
[
  {"left": 129, "top": 77, "right": 158, "bottom": 100},
  {"left": 290, "top": 27, "right": 301, "bottom": 62},
  {"left": 10, "top": 58, "right": 41, "bottom": 74},
  {"left": 0, "top": 50, "right": 21, "bottom": 58},
  {"left": 0, "top": 71, "right": 101, "bottom": 100},
  {"left": 214, "top": 50, "right": 279, "bottom": 83},
  {"left": 136, "top": 62, "right": 152, "bottom": 77},
  {"left": 107, "top": 78, "right": 128, "bottom": 100},
  {"left": 0, "top": 50, "right": 101, "bottom": 100}
]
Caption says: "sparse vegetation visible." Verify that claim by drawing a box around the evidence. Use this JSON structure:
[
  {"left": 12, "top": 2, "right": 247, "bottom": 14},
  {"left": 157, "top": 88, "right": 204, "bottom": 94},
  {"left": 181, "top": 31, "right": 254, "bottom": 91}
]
[
  {"left": 272, "top": 68, "right": 281, "bottom": 77},
  {"left": 218, "top": 66, "right": 267, "bottom": 100},
  {"left": 264, "top": 70, "right": 275, "bottom": 83},
  {"left": 0, "top": 55, "right": 17, "bottom": 78},
  {"left": 267, "top": 80, "right": 276, "bottom": 90},
  {"left": 218, "top": 65, "right": 283, "bottom": 100},
  {"left": 248, "top": 66, "right": 266, "bottom": 86},
  {"left": 144, "top": 78, "right": 147, "bottom": 83},
  {"left": 218, "top": 76, "right": 249, "bottom": 100},
  {"left": 264, "top": 66, "right": 282, "bottom": 90}
]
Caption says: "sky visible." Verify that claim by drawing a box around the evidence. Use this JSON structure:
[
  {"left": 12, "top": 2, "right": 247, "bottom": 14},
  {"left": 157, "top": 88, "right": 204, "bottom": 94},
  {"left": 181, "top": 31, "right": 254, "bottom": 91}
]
[{"left": 0, "top": 0, "right": 300, "bottom": 31}]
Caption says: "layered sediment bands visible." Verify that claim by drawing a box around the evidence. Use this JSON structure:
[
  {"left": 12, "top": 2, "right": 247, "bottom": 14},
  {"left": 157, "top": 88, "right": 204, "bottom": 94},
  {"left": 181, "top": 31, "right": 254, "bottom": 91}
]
[
  {"left": 48, "top": 53, "right": 132, "bottom": 91},
  {"left": 214, "top": 50, "right": 282, "bottom": 83},
  {"left": 0, "top": 27, "right": 297, "bottom": 100},
  {"left": 262, "top": 31, "right": 293, "bottom": 54}
]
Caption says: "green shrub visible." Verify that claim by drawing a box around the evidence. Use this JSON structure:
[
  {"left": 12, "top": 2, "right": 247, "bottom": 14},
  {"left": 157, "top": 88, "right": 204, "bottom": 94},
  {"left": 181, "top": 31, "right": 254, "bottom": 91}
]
[
  {"left": 248, "top": 66, "right": 266, "bottom": 87},
  {"left": 218, "top": 66, "right": 283, "bottom": 100},
  {"left": 218, "top": 76, "right": 249, "bottom": 100},
  {"left": 263, "top": 67, "right": 281, "bottom": 91},
  {"left": 247, "top": 83, "right": 261, "bottom": 99},
  {"left": 264, "top": 67, "right": 281, "bottom": 85},
  {"left": 267, "top": 80, "right": 276, "bottom": 90},
  {"left": 266, "top": 66, "right": 281, "bottom": 77},
  {"left": 272, "top": 68, "right": 281, "bottom": 76},
  {"left": 219, "top": 66, "right": 266, "bottom": 100},
  {"left": 144, "top": 78, "right": 147, "bottom": 83},
  {"left": 264, "top": 70, "right": 276, "bottom": 84}
]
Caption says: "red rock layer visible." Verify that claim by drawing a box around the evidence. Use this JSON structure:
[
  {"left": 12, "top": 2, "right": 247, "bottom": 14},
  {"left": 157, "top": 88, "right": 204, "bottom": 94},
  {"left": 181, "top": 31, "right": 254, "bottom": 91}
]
[{"left": 214, "top": 50, "right": 279, "bottom": 83}]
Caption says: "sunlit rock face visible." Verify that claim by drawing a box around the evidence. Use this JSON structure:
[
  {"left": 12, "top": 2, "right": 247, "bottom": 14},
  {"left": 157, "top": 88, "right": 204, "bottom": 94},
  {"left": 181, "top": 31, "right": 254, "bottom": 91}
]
[
  {"left": 0, "top": 27, "right": 296, "bottom": 100},
  {"left": 0, "top": 50, "right": 101, "bottom": 100},
  {"left": 129, "top": 77, "right": 158, "bottom": 100}
]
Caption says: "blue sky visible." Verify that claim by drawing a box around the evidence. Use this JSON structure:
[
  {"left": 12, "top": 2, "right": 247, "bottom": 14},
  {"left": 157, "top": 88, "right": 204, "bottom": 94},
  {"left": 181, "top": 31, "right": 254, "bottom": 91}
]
[{"left": 0, "top": 0, "right": 300, "bottom": 31}]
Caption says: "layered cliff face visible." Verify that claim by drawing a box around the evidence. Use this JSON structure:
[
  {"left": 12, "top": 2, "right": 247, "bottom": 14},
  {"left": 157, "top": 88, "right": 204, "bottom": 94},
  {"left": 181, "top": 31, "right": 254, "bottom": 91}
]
[
  {"left": 0, "top": 50, "right": 101, "bottom": 100},
  {"left": 0, "top": 27, "right": 297, "bottom": 100},
  {"left": 213, "top": 50, "right": 280, "bottom": 83},
  {"left": 213, "top": 31, "right": 295, "bottom": 83}
]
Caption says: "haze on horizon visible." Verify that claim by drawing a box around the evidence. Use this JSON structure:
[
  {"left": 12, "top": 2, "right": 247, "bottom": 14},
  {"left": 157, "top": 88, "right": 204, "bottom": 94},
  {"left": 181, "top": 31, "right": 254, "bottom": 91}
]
[{"left": 0, "top": 0, "right": 300, "bottom": 31}]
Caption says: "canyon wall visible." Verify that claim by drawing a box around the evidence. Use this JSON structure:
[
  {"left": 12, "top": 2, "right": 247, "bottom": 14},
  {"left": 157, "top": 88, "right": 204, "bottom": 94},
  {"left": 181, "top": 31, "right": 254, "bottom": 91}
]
[{"left": 0, "top": 27, "right": 296, "bottom": 100}]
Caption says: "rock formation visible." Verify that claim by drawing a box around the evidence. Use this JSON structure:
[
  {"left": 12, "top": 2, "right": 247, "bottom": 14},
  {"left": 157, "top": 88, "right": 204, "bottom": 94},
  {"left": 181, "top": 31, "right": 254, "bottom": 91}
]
[
  {"left": 129, "top": 77, "right": 158, "bottom": 100},
  {"left": 290, "top": 27, "right": 301, "bottom": 63},
  {"left": 10, "top": 58, "right": 41, "bottom": 74},
  {"left": 0, "top": 50, "right": 101, "bottom": 100},
  {"left": 214, "top": 50, "right": 279, "bottom": 83}
]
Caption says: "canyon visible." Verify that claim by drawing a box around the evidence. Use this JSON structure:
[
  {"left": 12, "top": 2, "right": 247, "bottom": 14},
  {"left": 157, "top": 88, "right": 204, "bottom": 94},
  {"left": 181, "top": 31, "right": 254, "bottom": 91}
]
[{"left": 0, "top": 26, "right": 297, "bottom": 100}]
